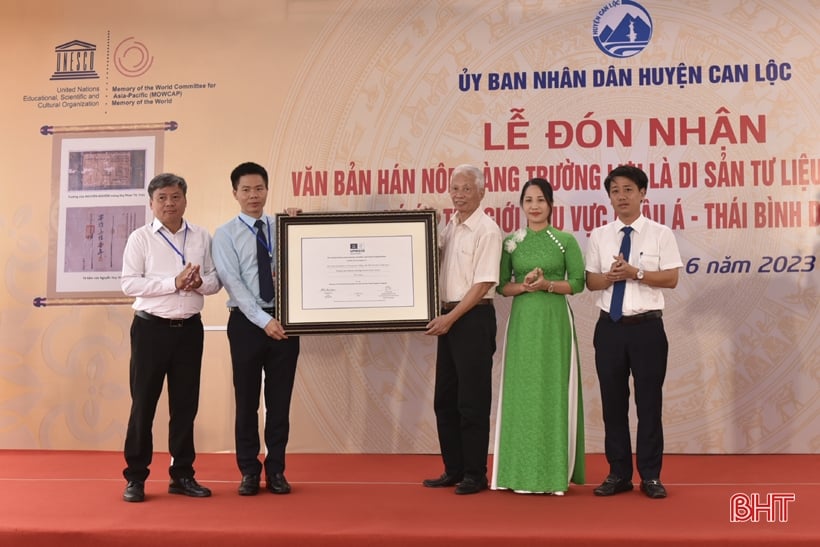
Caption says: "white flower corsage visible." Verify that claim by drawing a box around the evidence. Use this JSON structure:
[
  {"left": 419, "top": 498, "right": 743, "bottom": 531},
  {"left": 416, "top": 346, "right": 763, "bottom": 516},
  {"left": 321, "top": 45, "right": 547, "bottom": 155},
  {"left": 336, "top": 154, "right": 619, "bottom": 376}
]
[{"left": 504, "top": 228, "right": 527, "bottom": 253}]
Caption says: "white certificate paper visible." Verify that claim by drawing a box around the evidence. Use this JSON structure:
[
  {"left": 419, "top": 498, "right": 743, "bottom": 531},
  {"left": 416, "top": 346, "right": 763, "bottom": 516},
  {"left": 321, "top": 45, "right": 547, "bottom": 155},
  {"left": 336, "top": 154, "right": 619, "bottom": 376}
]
[{"left": 301, "top": 235, "right": 414, "bottom": 309}]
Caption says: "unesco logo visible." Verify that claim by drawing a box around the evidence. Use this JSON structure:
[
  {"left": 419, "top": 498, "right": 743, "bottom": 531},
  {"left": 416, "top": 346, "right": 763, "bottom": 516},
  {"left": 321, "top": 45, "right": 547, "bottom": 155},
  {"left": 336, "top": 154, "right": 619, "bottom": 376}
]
[
  {"left": 592, "top": 0, "right": 653, "bottom": 58},
  {"left": 50, "top": 40, "right": 100, "bottom": 80}
]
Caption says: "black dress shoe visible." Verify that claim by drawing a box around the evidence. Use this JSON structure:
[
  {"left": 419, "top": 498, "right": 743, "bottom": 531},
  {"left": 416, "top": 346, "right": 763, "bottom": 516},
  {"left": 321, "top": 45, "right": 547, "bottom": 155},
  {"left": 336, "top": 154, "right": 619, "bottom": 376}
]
[
  {"left": 168, "top": 477, "right": 212, "bottom": 497},
  {"left": 123, "top": 481, "right": 145, "bottom": 502},
  {"left": 422, "top": 472, "right": 463, "bottom": 488},
  {"left": 267, "top": 473, "right": 291, "bottom": 494},
  {"left": 454, "top": 476, "right": 488, "bottom": 495},
  {"left": 238, "top": 474, "right": 260, "bottom": 496},
  {"left": 640, "top": 479, "right": 667, "bottom": 499},
  {"left": 593, "top": 474, "right": 634, "bottom": 496}
]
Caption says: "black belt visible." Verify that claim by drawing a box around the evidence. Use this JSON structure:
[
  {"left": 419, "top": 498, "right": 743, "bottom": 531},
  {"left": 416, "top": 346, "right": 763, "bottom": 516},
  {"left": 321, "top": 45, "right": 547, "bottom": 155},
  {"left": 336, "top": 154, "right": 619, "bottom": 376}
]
[
  {"left": 600, "top": 310, "right": 663, "bottom": 325},
  {"left": 442, "top": 298, "right": 493, "bottom": 311},
  {"left": 229, "top": 307, "right": 275, "bottom": 315},
  {"left": 135, "top": 310, "right": 201, "bottom": 327}
]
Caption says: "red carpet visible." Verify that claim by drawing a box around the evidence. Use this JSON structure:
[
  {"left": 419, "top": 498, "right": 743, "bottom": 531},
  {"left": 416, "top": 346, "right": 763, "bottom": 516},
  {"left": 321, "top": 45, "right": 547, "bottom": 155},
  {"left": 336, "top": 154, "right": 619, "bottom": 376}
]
[{"left": 0, "top": 451, "right": 816, "bottom": 546}]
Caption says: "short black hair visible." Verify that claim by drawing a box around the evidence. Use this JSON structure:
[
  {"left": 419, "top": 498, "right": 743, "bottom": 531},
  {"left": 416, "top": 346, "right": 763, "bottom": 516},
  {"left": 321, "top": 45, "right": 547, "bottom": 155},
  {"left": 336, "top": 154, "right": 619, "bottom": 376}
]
[
  {"left": 230, "top": 162, "right": 269, "bottom": 190},
  {"left": 604, "top": 165, "right": 648, "bottom": 194},
  {"left": 148, "top": 173, "right": 187, "bottom": 198}
]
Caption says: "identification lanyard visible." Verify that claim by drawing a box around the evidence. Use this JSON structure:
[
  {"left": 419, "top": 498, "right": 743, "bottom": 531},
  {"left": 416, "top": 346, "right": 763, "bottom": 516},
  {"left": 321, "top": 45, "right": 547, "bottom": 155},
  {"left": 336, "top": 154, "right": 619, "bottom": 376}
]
[
  {"left": 158, "top": 221, "right": 188, "bottom": 265},
  {"left": 238, "top": 216, "right": 272, "bottom": 257}
]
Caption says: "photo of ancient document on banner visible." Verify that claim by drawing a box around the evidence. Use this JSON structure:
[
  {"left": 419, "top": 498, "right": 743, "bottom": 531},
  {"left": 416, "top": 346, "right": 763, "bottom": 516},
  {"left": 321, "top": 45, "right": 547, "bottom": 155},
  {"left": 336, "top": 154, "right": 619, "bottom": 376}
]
[
  {"left": 52, "top": 134, "right": 157, "bottom": 296},
  {"left": 63, "top": 206, "right": 143, "bottom": 273},
  {"left": 67, "top": 149, "right": 146, "bottom": 191}
]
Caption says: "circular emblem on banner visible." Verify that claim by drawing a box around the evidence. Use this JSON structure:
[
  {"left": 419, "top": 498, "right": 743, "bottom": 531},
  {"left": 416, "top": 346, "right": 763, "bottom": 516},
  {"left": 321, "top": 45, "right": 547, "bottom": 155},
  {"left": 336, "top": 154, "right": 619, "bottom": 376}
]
[
  {"left": 114, "top": 37, "right": 154, "bottom": 77},
  {"left": 592, "top": 0, "right": 653, "bottom": 58}
]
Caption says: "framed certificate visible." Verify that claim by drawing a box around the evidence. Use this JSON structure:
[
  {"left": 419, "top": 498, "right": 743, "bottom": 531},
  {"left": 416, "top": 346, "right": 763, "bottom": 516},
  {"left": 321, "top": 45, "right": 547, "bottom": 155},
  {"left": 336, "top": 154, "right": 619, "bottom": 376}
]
[{"left": 276, "top": 210, "right": 439, "bottom": 334}]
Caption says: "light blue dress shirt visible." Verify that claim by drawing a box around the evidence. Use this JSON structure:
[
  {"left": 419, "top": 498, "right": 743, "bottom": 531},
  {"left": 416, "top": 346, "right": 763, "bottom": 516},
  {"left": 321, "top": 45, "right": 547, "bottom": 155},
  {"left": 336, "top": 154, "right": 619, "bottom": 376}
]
[{"left": 212, "top": 212, "right": 276, "bottom": 330}]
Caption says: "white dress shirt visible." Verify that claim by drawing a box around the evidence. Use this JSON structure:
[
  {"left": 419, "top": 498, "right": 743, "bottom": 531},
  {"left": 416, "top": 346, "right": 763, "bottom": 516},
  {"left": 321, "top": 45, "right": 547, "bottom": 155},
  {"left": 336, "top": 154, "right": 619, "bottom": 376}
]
[
  {"left": 585, "top": 214, "right": 682, "bottom": 316},
  {"left": 121, "top": 218, "right": 221, "bottom": 318},
  {"left": 439, "top": 209, "right": 503, "bottom": 302}
]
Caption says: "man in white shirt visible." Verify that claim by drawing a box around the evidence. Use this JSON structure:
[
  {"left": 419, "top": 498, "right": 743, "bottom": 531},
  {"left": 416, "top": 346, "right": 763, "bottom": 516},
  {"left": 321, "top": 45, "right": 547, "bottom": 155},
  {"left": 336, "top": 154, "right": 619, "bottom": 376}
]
[
  {"left": 120, "top": 173, "right": 221, "bottom": 502},
  {"left": 422, "top": 164, "right": 502, "bottom": 495},
  {"left": 585, "top": 165, "right": 682, "bottom": 499}
]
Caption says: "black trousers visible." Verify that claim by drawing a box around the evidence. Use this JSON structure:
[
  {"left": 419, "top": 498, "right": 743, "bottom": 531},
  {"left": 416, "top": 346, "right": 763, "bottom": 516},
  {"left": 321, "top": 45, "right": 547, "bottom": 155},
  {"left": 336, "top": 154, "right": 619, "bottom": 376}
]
[
  {"left": 123, "top": 315, "right": 204, "bottom": 482},
  {"left": 227, "top": 310, "right": 299, "bottom": 477},
  {"left": 593, "top": 314, "right": 668, "bottom": 481},
  {"left": 433, "top": 304, "right": 496, "bottom": 480}
]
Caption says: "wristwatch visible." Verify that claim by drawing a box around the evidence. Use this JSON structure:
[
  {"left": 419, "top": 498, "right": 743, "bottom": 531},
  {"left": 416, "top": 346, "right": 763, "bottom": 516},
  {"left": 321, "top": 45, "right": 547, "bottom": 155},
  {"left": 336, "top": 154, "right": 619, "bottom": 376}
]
[{"left": 636, "top": 269, "right": 645, "bottom": 281}]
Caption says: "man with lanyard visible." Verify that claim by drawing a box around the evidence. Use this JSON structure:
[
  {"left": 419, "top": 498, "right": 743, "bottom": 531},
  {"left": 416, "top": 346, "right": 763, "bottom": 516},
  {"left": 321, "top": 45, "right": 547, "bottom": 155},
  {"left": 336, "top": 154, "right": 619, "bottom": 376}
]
[
  {"left": 585, "top": 165, "right": 682, "bottom": 499},
  {"left": 423, "top": 164, "right": 502, "bottom": 495},
  {"left": 212, "top": 161, "right": 300, "bottom": 496},
  {"left": 121, "top": 172, "right": 221, "bottom": 502}
]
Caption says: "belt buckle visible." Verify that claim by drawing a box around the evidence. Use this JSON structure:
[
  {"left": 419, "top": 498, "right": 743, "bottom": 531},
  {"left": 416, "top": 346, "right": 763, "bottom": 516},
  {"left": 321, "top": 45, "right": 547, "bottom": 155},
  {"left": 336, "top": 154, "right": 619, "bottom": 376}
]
[{"left": 169, "top": 318, "right": 184, "bottom": 327}]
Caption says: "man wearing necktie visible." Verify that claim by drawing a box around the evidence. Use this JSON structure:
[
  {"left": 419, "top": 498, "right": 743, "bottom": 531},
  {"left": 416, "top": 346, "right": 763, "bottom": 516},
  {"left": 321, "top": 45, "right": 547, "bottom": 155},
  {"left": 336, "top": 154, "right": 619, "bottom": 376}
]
[
  {"left": 212, "top": 162, "right": 300, "bottom": 496},
  {"left": 584, "top": 166, "right": 682, "bottom": 499},
  {"left": 121, "top": 173, "right": 222, "bottom": 502}
]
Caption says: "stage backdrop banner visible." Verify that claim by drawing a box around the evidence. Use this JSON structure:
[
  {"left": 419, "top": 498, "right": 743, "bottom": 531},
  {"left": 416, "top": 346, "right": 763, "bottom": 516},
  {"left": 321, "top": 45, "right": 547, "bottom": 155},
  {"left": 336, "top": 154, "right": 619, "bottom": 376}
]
[{"left": 0, "top": 0, "right": 816, "bottom": 454}]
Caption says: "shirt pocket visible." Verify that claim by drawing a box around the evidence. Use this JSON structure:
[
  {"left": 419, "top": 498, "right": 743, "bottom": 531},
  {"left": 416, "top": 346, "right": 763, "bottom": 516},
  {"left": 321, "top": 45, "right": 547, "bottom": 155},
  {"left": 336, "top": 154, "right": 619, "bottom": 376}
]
[
  {"left": 639, "top": 252, "right": 661, "bottom": 271},
  {"left": 185, "top": 239, "right": 208, "bottom": 265}
]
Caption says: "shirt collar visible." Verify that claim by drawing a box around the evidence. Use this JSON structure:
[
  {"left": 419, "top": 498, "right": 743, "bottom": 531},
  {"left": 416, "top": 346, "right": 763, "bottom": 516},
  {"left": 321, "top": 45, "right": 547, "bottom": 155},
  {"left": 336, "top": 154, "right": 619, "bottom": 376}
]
[
  {"left": 238, "top": 212, "right": 268, "bottom": 226},
  {"left": 454, "top": 208, "right": 484, "bottom": 230},
  {"left": 613, "top": 214, "right": 646, "bottom": 233},
  {"left": 151, "top": 217, "right": 187, "bottom": 234}
]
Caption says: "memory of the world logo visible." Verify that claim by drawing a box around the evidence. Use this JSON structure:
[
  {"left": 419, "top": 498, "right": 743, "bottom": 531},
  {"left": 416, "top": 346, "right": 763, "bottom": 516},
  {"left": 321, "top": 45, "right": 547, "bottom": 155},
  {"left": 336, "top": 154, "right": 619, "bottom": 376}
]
[
  {"left": 49, "top": 36, "right": 153, "bottom": 81},
  {"left": 114, "top": 36, "right": 154, "bottom": 78},
  {"left": 592, "top": 0, "right": 653, "bottom": 58}
]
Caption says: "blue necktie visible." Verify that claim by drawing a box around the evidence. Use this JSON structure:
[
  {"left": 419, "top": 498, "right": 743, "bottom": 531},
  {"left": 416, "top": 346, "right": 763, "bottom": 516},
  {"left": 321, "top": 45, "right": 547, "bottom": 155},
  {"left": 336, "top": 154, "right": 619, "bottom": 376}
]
[
  {"left": 609, "top": 226, "right": 633, "bottom": 322},
  {"left": 255, "top": 219, "right": 275, "bottom": 303}
]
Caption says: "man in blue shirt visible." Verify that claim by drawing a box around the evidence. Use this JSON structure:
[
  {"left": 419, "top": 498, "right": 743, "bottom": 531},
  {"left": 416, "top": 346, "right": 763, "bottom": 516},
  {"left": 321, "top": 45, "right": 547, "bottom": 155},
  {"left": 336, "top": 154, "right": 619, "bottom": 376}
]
[{"left": 212, "top": 162, "right": 300, "bottom": 496}]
